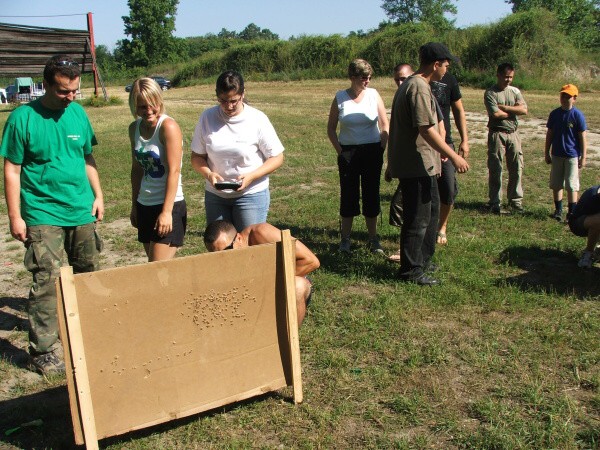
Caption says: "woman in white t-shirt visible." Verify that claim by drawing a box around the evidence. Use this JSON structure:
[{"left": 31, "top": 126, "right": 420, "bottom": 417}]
[
  {"left": 191, "top": 71, "right": 284, "bottom": 231},
  {"left": 129, "top": 77, "right": 186, "bottom": 262},
  {"left": 327, "top": 59, "right": 389, "bottom": 255}
]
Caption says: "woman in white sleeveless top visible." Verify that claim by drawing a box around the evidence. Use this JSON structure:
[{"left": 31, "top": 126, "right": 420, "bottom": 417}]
[
  {"left": 327, "top": 59, "right": 389, "bottom": 255},
  {"left": 128, "top": 77, "right": 186, "bottom": 261}
]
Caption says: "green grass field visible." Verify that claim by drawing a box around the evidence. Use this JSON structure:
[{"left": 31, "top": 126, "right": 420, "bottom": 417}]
[{"left": 0, "top": 78, "right": 599, "bottom": 449}]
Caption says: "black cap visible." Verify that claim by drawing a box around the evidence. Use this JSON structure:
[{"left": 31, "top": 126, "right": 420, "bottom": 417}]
[{"left": 419, "top": 42, "right": 457, "bottom": 64}]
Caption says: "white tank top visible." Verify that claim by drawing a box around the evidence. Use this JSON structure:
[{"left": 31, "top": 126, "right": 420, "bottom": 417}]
[
  {"left": 336, "top": 87, "right": 381, "bottom": 145},
  {"left": 133, "top": 114, "right": 184, "bottom": 206}
]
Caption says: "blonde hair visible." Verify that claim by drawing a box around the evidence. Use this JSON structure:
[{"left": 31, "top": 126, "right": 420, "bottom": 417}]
[
  {"left": 348, "top": 59, "right": 373, "bottom": 78},
  {"left": 128, "top": 77, "right": 165, "bottom": 117}
]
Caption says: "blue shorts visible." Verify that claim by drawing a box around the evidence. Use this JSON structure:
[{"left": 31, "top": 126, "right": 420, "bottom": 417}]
[{"left": 205, "top": 189, "right": 270, "bottom": 232}]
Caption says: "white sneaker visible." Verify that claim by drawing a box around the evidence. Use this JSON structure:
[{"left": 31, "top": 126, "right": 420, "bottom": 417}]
[{"left": 578, "top": 251, "right": 593, "bottom": 269}]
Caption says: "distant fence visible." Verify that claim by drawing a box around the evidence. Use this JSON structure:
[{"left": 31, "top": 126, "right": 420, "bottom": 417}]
[{"left": 0, "top": 22, "right": 94, "bottom": 77}]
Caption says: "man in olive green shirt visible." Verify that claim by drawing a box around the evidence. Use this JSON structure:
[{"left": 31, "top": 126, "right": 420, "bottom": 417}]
[
  {"left": 484, "top": 62, "right": 528, "bottom": 213},
  {"left": 388, "top": 43, "right": 469, "bottom": 286}
]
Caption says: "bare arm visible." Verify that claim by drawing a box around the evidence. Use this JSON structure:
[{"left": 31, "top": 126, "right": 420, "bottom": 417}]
[
  {"left": 84, "top": 153, "right": 104, "bottom": 221},
  {"left": 155, "top": 117, "right": 183, "bottom": 234},
  {"left": 327, "top": 98, "right": 343, "bottom": 156},
  {"left": 129, "top": 122, "right": 143, "bottom": 227},
  {"left": 250, "top": 224, "right": 320, "bottom": 276},
  {"left": 376, "top": 92, "right": 389, "bottom": 149},
  {"left": 451, "top": 99, "right": 469, "bottom": 158},
  {"left": 191, "top": 152, "right": 223, "bottom": 186},
  {"left": 237, "top": 153, "right": 284, "bottom": 191},
  {"left": 498, "top": 102, "right": 528, "bottom": 116},
  {"left": 418, "top": 124, "right": 469, "bottom": 173},
  {"left": 4, "top": 159, "right": 26, "bottom": 242},
  {"left": 544, "top": 128, "right": 553, "bottom": 164},
  {"left": 579, "top": 130, "right": 587, "bottom": 169}
]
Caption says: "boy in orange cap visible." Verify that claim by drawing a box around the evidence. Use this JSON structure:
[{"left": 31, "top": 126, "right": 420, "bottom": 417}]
[{"left": 544, "top": 84, "right": 588, "bottom": 221}]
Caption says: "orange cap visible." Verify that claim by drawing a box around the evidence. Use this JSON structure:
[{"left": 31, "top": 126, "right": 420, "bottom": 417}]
[{"left": 560, "top": 84, "right": 578, "bottom": 97}]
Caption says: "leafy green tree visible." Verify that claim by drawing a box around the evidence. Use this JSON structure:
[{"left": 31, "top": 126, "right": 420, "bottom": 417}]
[
  {"left": 505, "top": 0, "right": 599, "bottom": 48},
  {"left": 381, "top": 0, "right": 457, "bottom": 30},
  {"left": 116, "top": 0, "right": 183, "bottom": 67},
  {"left": 238, "top": 23, "right": 279, "bottom": 41}
]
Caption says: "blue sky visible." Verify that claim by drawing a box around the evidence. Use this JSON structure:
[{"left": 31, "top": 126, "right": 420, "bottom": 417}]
[{"left": 0, "top": 0, "right": 513, "bottom": 50}]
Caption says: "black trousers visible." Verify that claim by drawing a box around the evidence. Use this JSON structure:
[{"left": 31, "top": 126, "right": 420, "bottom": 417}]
[{"left": 399, "top": 176, "right": 440, "bottom": 279}]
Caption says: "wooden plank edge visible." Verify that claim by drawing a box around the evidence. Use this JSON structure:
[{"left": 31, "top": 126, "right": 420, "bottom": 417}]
[
  {"left": 280, "top": 230, "right": 303, "bottom": 404},
  {"left": 59, "top": 266, "right": 99, "bottom": 450},
  {"left": 56, "top": 277, "right": 84, "bottom": 445},
  {"left": 103, "top": 378, "right": 288, "bottom": 439}
]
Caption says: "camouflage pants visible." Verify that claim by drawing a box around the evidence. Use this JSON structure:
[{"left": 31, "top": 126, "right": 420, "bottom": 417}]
[{"left": 24, "top": 223, "right": 101, "bottom": 354}]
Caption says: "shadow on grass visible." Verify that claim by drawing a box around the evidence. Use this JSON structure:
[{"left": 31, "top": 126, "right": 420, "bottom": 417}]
[
  {"left": 0, "top": 296, "right": 30, "bottom": 369},
  {"left": 0, "top": 387, "right": 287, "bottom": 449},
  {"left": 0, "top": 386, "right": 77, "bottom": 450},
  {"left": 498, "top": 245, "right": 600, "bottom": 299},
  {"left": 270, "top": 222, "right": 399, "bottom": 283}
]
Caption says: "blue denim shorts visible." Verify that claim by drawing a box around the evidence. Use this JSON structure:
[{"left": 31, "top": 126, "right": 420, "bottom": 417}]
[{"left": 205, "top": 189, "right": 270, "bottom": 231}]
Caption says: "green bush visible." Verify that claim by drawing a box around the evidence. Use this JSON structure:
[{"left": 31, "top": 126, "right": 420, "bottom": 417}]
[
  {"left": 221, "top": 41, "right": 288, "bottom": 75},
  {"left": 78, "top": 95, "right": 123, "bottom": 107},
  {"left": 362, "top": 23, "right": 435, "bottom": 74},
  {"left": 289, "top": 35, "right": 358, "bottom": 77},
  {"left": 172, "top": 51, "right": 225, "bottom": 85},
  {"left": 460, "top": 8, "right": 576, "bottom": 75}
]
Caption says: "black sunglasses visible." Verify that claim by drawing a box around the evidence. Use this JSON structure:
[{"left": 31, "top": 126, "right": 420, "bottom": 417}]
[
  {"left": 57, "top": 60, "right": 79, "bottom": 67},
  {"left": 224, "top": 233, "right": 237, "bottom": 250}
]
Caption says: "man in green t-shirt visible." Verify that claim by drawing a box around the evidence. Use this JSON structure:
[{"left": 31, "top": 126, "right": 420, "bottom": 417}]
[{"left": 1, "top": 55, "right": 104, "bottom": 375}]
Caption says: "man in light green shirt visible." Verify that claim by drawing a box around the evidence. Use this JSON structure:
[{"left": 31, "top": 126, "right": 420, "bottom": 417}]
[{"left": 484, "top": 62, "right": 528, "bottom": 213}]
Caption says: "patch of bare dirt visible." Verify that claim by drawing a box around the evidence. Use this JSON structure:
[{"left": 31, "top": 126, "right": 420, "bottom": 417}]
[{"left": 0, "top": 216, "right": 146, "bottom": 396}]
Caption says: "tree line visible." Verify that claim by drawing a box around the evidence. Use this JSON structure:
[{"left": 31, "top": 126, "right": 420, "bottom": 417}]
[{"left": 95, "top": 0, "right": 598, "bottom": 86}]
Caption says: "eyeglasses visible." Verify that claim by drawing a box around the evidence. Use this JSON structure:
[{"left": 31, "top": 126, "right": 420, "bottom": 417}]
[
  {"left": 57, "top": 60, "right": 79, "bottom": 67},
  {"left": 224, "top": 233, "right": 237, "bottom": 250},
  {"left": 217, "top": 96, "right": 243, "bottom": 107}
]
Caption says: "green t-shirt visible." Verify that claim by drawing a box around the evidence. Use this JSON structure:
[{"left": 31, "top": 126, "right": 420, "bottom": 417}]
[{"left": 0, "top": 99, "right": 98, "bottom": 226}]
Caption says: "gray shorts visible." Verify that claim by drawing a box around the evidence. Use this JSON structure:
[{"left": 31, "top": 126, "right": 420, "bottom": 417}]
[{"left": 549, "top": 156, "right": 579, "bottom": 192}]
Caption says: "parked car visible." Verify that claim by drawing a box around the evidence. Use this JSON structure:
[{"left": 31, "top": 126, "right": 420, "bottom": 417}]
[
  {"left": 125, "top": 76, "right": 172, "bottom": 92},
  {"left": 5, "top": 84, "right": 17, "bottom": 102}
]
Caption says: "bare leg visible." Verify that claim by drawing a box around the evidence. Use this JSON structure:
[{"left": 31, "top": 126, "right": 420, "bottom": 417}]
[
  {"left": 147, "top": 242, "right": 178, "bottom": 262},
  {"left": 437, "top": 203, "right": 452, "bottom": 244},
  {"left": 365, "top": 216, "right": 378, "bottom": 239},
  {"left": 295, "top": 276, "right": 312, "bottom": 326},
  {"left": 567, "top": 190, "right": 578, "bottom": 204},
  {"left": 583, "top": 214, "right": 600, "bottom": 252},
  {"left": 340, "top": 216, "right": 353, "bottom": 239},
  {"left": 553, "top": 189, "right": 563, "bottom": 202}
]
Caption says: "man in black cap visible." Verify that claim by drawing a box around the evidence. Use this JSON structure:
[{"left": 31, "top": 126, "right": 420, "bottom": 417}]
[{"left": 388, "top": 42, "right": 469, "bottom": 285}]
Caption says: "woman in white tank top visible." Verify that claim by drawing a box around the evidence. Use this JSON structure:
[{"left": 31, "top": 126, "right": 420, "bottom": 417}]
[
  {"left": 327, "top": 59, "right": 389, "bottom": 255},
  {"left": 128, "top": 77, "right": 186, "bottom": 262}
]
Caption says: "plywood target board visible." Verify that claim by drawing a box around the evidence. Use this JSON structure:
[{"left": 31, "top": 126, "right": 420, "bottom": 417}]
[{"left": 57, "top": 235, "right": 301, "bottom": 448}]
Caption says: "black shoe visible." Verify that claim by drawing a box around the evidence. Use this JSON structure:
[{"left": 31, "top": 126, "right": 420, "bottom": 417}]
[
  {"left": 552, "top": 210, "right": 563, "bottom": 221},
  {"left": 412, "top": 274, "right": 440, "bottom": 286},
  {"left": 425, "top": 263, "right": 439, "bottom": 273},
  {"left": 510, "top": 203, "right": 524, "bottom": 213},
  {"left": 490, "top": 204, "right": 501, "bottom": 215}
]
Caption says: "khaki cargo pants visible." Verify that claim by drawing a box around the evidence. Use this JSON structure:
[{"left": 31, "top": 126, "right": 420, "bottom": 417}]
[{"left": 24, "top": 223, "right": 101, "bottom": 354}]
